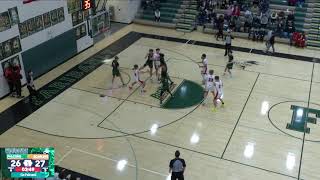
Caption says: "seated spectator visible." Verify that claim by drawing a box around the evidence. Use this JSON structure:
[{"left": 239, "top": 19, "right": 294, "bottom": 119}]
[
  {"left": 251, "top": 3, "right": 259, "bottom": 13},
  {"left": 259, "top": 0, "right": 270, "bottom": 14},
  {"left": 258, "top": 28, "right": 266, "bottom": 41},
  {"left": 223, "top": 18, "right": 229, "bottom": 30},
  {"left": 270, "top": 11, "right": 277, "bottom": 24},
  {"left": 287, "top": 11, "right": 295, "bottom": 22},
  {"left": 232, "top": 5, "right": 240, "bottom": 17},
  {"left": 260, "top": 13, "right": 269, "bottom": 28},
  {"left": 216, "top": 15, "right": 224, "bottom": 40},
  {"left": 295, "top": 32, "right": 306, "bottom": 47},
  {"left": 288, "top": 0, "right": 297, "bottom": 6},
  {"left": 154, "top": 9, "right": 160, "bottom": 22},
  {"left": 229, "top": 16, "right": 236, "bottom": 31},
  {"left": 278, "top": 11, "right": 285, "bottom": 21},
  {"left": 285, "top": 21, "right": 295, "bottom": 44},
  {"left": 154, "top": 0, "right": 160, "bottom": 10},
  {"left": 235, "top": 16, "right": 241, "bottom": 32},
  {"left": 244, "top": 10, "right": 253, "bottom": 32},
  {"left": 225, "top": 5, "right": 233, "bottom": 21},
  {"left": 198, "top": 8, "right": 207, "bottom": 25},
  {"left": 276, "top": 19, "right": 285, "bottom": 38},
  {"left": 297, "top": 0, "right": 305, "bottom": 7}
]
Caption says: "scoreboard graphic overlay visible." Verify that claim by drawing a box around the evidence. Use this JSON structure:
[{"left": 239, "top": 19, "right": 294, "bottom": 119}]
[{"left": 1, "top": 147, "right": 55, "bottom": 178}]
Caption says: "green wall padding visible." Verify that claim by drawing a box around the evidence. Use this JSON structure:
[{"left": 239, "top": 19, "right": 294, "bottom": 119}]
[{"left": 22, "top": 29, "right": 78, "bottom": 78}]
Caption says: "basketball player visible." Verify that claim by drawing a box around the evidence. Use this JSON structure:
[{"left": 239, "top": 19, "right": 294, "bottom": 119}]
[
  {"left": 129, "top": 64, "right": 146, "bottom": 93},
  {"left": 213, "top": 76, "right": 225, "bottom": 111},
  {"left": 223, "top": 54, "right": 234, "bottom": 77},
  {"left": 111, "top": 56, "right": 125, "bottom": 87},
  {"left": 160, "top": 72, "right": 173, "bottom": 105},
  {"left": 140, "top": 49, "right": 154, "bottom": 81},
  {"left": 160, "top": 53, "right": 174, "bottom": 85},
  {"left": 202, "top": 69, "right": 215, "bottom": 106},
  {"left": 197, "top": 54, "right": 208, "bottom": 84},
  {"left": 153, "top": 48, "right": 161, "bottom": 82}
]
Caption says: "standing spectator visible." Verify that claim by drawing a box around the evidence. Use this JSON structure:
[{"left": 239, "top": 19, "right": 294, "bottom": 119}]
[
  {"left": 26, "top": 70, "right": 38, "bottom": 101},
  {"left": 4, "top": 62, "right": 15, "bottom": 97},
  {"left": 154, "top": 9, "right": 160, "bottom": 22},
  {"left": 12, "top": 62, "right": 23, "bottom": 98},
  {"left": 224, "top": 30, "right": 233, "bottom": 56},
  {"left": 216, "top": 15, "right": 224, "bottom": 40},
  {"left": 265, "top": 30, "right": 275, "bottom": 53},
  {"left": 169, "top": 150, "right": 186, "bottom": 180}
]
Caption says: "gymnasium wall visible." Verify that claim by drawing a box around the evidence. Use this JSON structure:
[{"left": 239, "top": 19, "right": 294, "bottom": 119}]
[
  {"left": 108, "top": 0, "right": 141, "bottom": 23},
  {"left": 0, "top": 1, "right": 94, "bottom": 98}
]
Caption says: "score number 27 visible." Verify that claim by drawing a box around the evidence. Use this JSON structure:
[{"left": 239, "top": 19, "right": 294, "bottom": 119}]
[{"left": 11, "top": 160, "right": 45, "bottom": 167}]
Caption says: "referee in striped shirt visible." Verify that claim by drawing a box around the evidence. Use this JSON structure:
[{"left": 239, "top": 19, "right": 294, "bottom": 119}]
[{"left": 169, "top": 150, "right": 186, "bottom": 180}]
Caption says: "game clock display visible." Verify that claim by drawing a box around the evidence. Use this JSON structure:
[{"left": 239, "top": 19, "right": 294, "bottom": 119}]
[{"left": 1, "top": 147, "right": 55, "bottom": 178}]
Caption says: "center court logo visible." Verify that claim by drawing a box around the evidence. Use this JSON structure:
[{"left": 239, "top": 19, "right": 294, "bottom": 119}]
[{"left": 286, "top": 105, "right": 320, "bottom": 133}]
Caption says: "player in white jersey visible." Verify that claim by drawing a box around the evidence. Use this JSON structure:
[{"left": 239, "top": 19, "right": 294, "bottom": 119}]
[
  {"left": 197, "top": 54, "right": 208, "bottom": 84},
  {"left": 213, "top": 76, "right": 225, "bottom": 111},
  {"left": 202, "top": 69, "right": 215, "bottom": 105},
  {"left": 153, "top": 48, "right": 161, "bottom": 82},
  {"left": 129, "top": 64, "right": 146, "bottom": 93}
]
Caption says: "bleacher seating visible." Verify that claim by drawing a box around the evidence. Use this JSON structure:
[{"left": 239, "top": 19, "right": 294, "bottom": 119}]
[
  {"left": 133, "top": 0, "right": 320, "bottom": 48},
  {"left": 134, "top": 0, "right": 183, "bottom": 28}
]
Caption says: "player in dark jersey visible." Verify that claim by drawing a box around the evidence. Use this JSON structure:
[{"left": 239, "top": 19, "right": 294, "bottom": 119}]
[
  {"left": 160, "top": 53, "right": 174, "bottom": 85},
  {"left": 111, "top": 56, "right": 125, "bottom": 87},
  {"left": 223, "top": 54, "right": 234, "bottom": 77},
  {"left": 160, "top": 72, "right": 174, "bottom": 105},
  {"left": 140, "top": 49, "right": 154, "bottom": 81}
]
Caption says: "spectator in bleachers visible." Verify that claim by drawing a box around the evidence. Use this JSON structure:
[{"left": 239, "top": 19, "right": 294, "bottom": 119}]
[
  {"left": 235, "top": 16, "right": 242, "bottom": 32},
  {"left": 287, "top": 11, "right": 295, "bottom": 22},
  {"left": 244, "top": 10, "right": 253, "bottom": 32},
  {"left": 258, "top": 28, "right": 266, "bottom": 41},
  {"left": 216, "top": 15, "right": 224, "bottom": 40},
  {"left": 154, "top": 9, "right": 160, "bottom": 22},
  {"left": 260, "top": 13, "right": 269, "bottom": 28},
  {"left": 223, "top": 18, "right": 229, "bottom": 30},
  {"left": 253, "top": 0, "right": 259, "bottom": 6},
  {"left": 288, "top": 0, "right": 297, "bottom": 6},
  {"left": 285, "top": 20, "right": 295, "bottom": 45},
  {"left": 270, "top": 11, "right": 277, "bottom": 24},
  {"left": 276, "top": 19, "right": 285, "bottom": 38},
  {"left": 277, "top": 11, "right": 285, "bottom": 21},
  {"left": 259, "top": 0, "right": 270, "bottom": 14},
  {"left": 296, "top": 31, "right": 306, "bottom": 47},
  {"left": 198, "top": 7, "right": 207, "bottom": 25},
  {"left": 229, "top": 16, "right": 236, "bottom": 31},
  {"left": 232, "top": 5, "right": 241, "bottom": 17},
  {"left": 248, "top": 14, "right": 260, "bottom": 41},
  {"left": 297, "top": 0, "right": 305, "bottom": 7},
  {"left": 225, "top": 4, "right": 233, "bottom": 21}
]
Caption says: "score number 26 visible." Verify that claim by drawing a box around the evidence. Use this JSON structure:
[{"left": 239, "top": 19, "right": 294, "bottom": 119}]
[{"left": 10, "top": 160, "right": 45, "bottom": 167}]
